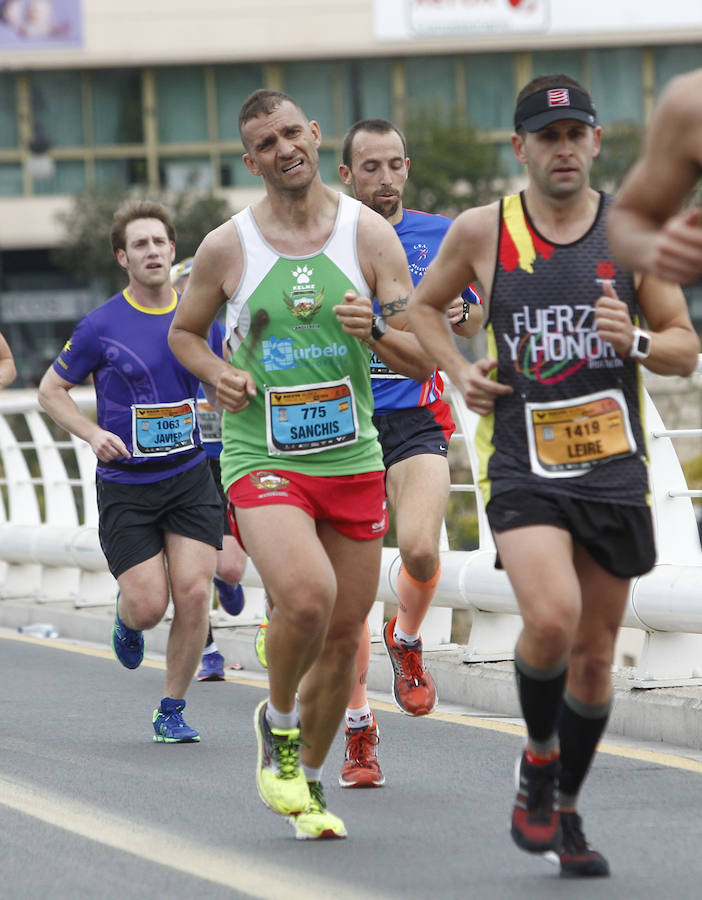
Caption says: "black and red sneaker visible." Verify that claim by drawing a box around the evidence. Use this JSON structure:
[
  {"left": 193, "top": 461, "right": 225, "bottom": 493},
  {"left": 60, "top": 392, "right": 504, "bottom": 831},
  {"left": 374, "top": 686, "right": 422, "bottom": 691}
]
[
  {"left": 558, "top": 812, "right": 610, "bottom": 878},
  {"left": 510, "top": 751, "right": 562, "bottom": 854}
]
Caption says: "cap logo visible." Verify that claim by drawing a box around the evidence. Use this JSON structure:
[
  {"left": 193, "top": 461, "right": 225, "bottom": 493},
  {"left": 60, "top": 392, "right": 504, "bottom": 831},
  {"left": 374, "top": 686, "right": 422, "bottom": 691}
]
[{"left": 547, "top": 89, "right": 570, "bottom": 107}]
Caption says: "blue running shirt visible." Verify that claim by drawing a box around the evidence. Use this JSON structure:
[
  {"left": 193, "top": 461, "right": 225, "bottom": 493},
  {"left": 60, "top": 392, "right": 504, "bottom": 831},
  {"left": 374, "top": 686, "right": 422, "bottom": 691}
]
[{"left": 371, "top": 208, "right": 481, "bottom": 415}]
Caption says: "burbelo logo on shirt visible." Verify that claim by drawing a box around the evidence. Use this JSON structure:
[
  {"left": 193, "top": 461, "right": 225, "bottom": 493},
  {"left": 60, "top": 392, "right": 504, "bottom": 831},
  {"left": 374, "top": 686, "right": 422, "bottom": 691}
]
[
  {"left": 282, "top": 265, "right": 324, "bottom": 328},
  {"left": 260, "top": 334, "right": 348, "bottom": 373}
]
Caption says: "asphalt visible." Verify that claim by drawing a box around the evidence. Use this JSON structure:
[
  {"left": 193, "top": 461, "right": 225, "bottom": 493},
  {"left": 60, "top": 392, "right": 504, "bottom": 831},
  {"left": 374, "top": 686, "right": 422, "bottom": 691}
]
[{"left": 3, "top": 593, "right": 702, "bottom": 755}]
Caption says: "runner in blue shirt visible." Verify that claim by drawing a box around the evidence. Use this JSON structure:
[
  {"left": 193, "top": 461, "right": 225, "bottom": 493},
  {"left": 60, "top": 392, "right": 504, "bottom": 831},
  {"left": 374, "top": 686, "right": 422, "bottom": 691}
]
[
  {"left": 337, "top": 119, "right": 483, "bottom": 786},
  {"left": 39, "top": 201, "right": 224, "bottom": 743}
]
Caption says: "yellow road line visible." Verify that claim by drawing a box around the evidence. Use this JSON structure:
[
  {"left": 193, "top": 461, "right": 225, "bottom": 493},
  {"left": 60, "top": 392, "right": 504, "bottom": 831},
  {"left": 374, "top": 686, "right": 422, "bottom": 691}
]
[
  {"left": 6, "top": 632, "right": 702, "bottom": 774},
  {"left": 0, "top": 776, "right": 378, "bottom": 900}
]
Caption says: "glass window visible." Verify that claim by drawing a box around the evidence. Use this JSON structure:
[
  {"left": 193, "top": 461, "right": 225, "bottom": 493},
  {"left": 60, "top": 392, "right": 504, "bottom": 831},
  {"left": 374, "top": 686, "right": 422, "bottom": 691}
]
[
  {"left": 92, "top": 69, "right": 143, "bottom": 145},
  {"left": 464, "top": 54, "right": 515, "bottom": 130},
  {"left": 156, "top": 67, "right": 207, "bottom": 144},
  {"left": 95, "top": 158, "right": 147, "bottom": 189},
  {"left": 281, "top": 61, "right": 337, "bottom": 136},
  {"left": 406, "top": 56, "right": 457, "bottom": 121},
  {"left": 160, "top": 156, "right": 213, "bottom": 191},
  {"left": 530, "top": 51, "right": 585, "bottom": 86},
  {"left": 0, "top": 73, "right": 18, "bottom": 149},
  {"left": 220, "top": 154, "right": 261, "bottom": 188},
  {"left": 654, "top": 46, "right": 702, "bottom": 96},
  {"left": 215, "top": 65, "right": 265, "bottom": 141},
  {"left": 33, "top": 161, "right": 86, "bottom": 195},
  {"left": 0, "top": 164, "right": 22, "bottom": 196},
  {"left": 589, "top": 48, "right": 644, "bottom": 126},
  {"left": 31, "top": 71, "right": 83, "bottom": 148},
  {"left": 345, "top": 59, "right": 393, "bottom": 124}
]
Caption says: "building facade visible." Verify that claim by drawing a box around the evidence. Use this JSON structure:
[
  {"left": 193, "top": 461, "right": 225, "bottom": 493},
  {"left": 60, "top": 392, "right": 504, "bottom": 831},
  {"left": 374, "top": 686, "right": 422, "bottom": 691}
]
[{"left": 1, "top": 0, "right": 701, "bottom": 381}]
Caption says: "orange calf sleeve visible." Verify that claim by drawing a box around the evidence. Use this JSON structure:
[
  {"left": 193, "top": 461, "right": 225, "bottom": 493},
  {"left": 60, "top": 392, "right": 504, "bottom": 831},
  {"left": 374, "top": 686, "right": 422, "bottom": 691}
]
[
  {"left": 347, "top": 618, "right": 371, "bottom": 709},
  {"left": 396, "top": 562, "right": 441, "bottom": 635}
]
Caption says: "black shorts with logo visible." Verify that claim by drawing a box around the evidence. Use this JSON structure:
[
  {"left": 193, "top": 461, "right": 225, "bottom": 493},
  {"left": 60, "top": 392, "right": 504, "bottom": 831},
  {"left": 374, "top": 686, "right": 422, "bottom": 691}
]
[
  {"left": 96, "top": 458, "right": 223, "bottom": 579},
  {"left": 486, "top": 487, "right": 655, "bottom": 579},
  {"left": 373, "top": 399, "right": 456, "bottom": 470}
]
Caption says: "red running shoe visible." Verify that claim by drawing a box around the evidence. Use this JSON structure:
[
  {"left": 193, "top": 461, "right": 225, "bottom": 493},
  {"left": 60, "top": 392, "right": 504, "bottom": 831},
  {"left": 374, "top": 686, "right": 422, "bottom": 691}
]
[
  {"left": 383, "top": 616, "right": 437, "bottom": 716},
  {"left": 339, "top": 712, "right": 385, "bottom": 788},
  {"left": 558, "top": 812, "right": 610, "bottom": 878},
  {"left": 511, "top": 752, "right": 562, "bottom": 854}
]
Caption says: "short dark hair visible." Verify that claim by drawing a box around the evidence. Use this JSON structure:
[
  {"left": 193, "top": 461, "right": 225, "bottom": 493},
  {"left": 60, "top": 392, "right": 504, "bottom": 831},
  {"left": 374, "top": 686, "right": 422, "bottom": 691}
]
[
  {"left": 238, "top": 89, "right": 308, "bottom": 149},
  {"left": 341, "top": 119, "right": 407, "bottom": 168},
  {"left": 514, "top": 74, "right": 596, "bottom": 133},
  {"left": 110, "top": 200, "right": 176, "bottom": 255}
]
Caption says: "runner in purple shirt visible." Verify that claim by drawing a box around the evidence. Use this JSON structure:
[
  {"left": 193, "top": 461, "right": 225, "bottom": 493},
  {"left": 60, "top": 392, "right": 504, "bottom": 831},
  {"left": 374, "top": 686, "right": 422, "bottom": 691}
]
[{"left": 39, "top": 200, "right": 223, "bottom": 744}]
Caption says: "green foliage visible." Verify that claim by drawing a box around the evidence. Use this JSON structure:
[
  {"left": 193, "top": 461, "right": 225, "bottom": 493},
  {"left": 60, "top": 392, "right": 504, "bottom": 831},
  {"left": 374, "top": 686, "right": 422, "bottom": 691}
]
[
  {"left": 682, "top": 453, "right": 702, "bottom": 492},
  {"left": 52, "top": 189, "right": 234, "bottom": 296},
  {"left": 402, "top": 106, "right": 503, "bottom": 216}
]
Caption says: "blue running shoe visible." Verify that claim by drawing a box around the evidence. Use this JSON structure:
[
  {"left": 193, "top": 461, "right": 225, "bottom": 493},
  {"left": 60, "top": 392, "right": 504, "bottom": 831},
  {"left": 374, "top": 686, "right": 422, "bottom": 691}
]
[
  {"left": 197, "top": 650, "right": 225, "bottom": 681},
  {"left": 215, "top": 577, "right": 245, "bottom": 616},
  {"left": 153, "top": 698, "right": 200, "bottom": 743},
  {"left": 111, "top": 601, "right": 144, "bottom": 670}
]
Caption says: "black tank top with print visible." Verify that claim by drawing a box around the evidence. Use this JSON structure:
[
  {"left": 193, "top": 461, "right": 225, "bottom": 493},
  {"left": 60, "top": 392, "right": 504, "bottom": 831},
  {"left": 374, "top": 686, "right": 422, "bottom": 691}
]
[{"left": 475, "top": 191, "right": 649, "bottom": 507}]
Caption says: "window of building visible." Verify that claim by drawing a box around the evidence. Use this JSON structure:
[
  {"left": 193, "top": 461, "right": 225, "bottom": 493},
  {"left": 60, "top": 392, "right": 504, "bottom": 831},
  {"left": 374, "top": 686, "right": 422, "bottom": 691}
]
[
  {"left": 406, "top": 55, "right": 457, "bottom": 122},
  {"left": 33, "top": 161, "right": 86, "bottom": 195},
  {"left": 349, "top": 58, "right": 393, "bottom": 123},
  {"left": 95, "top": 158, "right": 148, "bottom": 189},
  {"left": 0, "top": 164, "right": 22, "bottom": 196},
  {"left": 30, "top": 71, "right": 84, "bottom": 148},
  {"left": 589, "top": 48, "right": 644, "bottom": 125},
  {"left": 215, "top": 65, "right": 265, "bottom": 141},
  {"left": 530, "top": 51, "right": 585, "bottom": 86},
  {"left": 654, "top": 45, "right": 702, "bottom": 94},
  {"left": 220, "top": 154, "right": 260, "bottom": 188},
  {"left": 92, "top": 69, "right": 143, "bottom": 146},
  {"left": 0, "top": 73, "right": 18, "bottom": 149},
  {"left": 156, "top": 67, "right": 208, "bottom": 144},
  {"left": 464, "top": 53, "right": 515, "bottom": 131},
  {"left": 160, "top": 156, "right": 213, "bottom": 191},
  {"left": 281, "top": 61, "right": 338, "bottom": 136}
]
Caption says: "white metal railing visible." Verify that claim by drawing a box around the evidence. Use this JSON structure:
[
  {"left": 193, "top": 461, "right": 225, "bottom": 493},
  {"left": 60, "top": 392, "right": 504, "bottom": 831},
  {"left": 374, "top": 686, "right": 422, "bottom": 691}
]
[{"left": 2, "top": 372, "right": 702, "bottom": 687}]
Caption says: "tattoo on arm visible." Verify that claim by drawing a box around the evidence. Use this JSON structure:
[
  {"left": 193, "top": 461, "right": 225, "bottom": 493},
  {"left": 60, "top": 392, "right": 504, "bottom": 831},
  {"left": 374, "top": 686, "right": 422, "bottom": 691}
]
[{"left": 379, "top": 296, "right": 409, "bottom": 319}]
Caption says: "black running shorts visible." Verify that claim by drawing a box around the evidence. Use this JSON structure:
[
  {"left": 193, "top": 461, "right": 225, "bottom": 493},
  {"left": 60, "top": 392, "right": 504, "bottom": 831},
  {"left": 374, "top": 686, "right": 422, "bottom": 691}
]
[
  {"left": 486, "top": 488, "right": 655, "bottom": 579},
  {"left": 373, "top": 399, "right": 456, "bottom": 470},
  {"left": 96, "top": 459, "right": 223, "bottom": 579}
]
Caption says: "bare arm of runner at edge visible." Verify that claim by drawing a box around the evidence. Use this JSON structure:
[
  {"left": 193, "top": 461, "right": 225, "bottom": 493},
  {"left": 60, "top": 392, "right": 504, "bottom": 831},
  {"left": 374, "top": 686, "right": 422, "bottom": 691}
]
[
  {"left": 609, "top": 71, "right": 702, "bottom": 283},
  {"left": 409, "top": 204, "right": 513, "bottom": 416},
  {"left": 169, "top": 221, "right": 257, "bottom": 414}
]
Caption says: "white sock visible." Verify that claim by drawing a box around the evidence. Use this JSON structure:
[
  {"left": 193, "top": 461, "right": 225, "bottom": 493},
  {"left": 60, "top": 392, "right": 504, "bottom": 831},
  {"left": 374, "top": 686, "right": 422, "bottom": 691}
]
[
  {"left": 346, "top": 704, "right": 373, "bottom": 729},
  {"left": 265, "top": 698, "right": 299, "bottom": 730},
  {"left": 303, "top": 764, "right": 323, "bottom": 783},
  {"left": 394, "top": 624, "right": 420, "bottom": 645}
]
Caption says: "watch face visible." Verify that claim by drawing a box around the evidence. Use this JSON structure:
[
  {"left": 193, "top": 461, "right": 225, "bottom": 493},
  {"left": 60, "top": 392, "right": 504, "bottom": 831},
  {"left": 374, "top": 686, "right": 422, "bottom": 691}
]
[{"left": 372, "top": 315, "right": 387, "bottom": 339}]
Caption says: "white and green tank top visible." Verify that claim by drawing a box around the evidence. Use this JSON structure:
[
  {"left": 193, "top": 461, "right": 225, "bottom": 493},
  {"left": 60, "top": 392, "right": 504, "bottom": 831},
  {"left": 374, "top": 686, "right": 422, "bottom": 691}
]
[{"left": 220, "top": 192, "right": 383, "bottom": 490}]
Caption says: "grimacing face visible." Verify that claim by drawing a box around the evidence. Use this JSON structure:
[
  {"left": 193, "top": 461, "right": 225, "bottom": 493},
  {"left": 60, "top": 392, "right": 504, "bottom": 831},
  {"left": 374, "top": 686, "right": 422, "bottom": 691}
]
[
  {"left": 242, "top": 101, "right": 321, "bottom": 193},
  {"left": 340, "top": 129, "right": 409, "bottom": 223}
]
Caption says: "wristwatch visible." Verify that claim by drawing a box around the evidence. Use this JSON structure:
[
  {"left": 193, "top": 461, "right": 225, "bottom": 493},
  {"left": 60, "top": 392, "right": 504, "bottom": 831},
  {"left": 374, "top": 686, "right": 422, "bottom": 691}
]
[
  {"left": 370, "top": 314, "right": 387, "bottom": 343},
  {"left": 458, "top": 299, "right": 471, "bottom": 324},
  {"left": 629, "top": 327, "right": 651, "bottom": 360}
]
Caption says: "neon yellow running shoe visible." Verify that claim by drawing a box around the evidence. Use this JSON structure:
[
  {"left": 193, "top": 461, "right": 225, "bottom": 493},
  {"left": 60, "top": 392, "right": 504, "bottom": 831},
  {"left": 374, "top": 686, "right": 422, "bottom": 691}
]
[
  {"left": 254, "top": 699, "right": 309, "bottom": 816},
  {"left": 254, "top": 599, "right": 270, "bottom": 669},
  {"left": 290, "top": 781, "right": 347, "bottom": 840}
]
